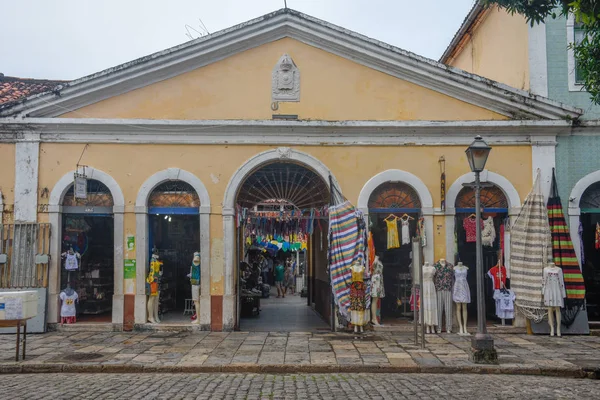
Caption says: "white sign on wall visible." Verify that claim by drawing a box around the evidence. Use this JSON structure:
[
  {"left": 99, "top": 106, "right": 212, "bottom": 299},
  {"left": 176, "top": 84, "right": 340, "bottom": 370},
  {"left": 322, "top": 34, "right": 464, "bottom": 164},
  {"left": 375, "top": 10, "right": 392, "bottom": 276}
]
[{"left": 74, "top": 176, "right": 87, "bottom": 199}]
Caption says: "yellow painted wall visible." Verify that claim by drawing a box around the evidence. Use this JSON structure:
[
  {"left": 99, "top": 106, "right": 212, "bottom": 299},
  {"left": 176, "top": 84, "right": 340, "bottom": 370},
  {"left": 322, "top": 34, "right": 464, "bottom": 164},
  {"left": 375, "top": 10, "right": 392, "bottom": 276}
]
[
  {"left": 37, "top": 143, "right": 532, "bottom": 296},
  {"left": 59, "top": 38, "right": 506, "bottom": 121},
  {"left": 0, "top": 144, "right": 15, "bottom": 222},
  {"left": 449, "top": 7, "right": 530, "bottom": 91}
]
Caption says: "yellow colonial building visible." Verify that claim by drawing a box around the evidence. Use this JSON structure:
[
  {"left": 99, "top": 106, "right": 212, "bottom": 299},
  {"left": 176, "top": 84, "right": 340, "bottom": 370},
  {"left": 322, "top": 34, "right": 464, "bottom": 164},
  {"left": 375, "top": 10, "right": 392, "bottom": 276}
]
[{"left": 0, "top": 9, "right": 583, "bottom": 331}]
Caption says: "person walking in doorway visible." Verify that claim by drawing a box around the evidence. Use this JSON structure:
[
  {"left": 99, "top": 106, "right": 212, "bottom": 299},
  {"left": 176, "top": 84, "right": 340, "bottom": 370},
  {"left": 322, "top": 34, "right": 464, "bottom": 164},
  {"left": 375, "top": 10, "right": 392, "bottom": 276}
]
[{"left": 274, "top": 260, "right": 285, "bottom": 298}]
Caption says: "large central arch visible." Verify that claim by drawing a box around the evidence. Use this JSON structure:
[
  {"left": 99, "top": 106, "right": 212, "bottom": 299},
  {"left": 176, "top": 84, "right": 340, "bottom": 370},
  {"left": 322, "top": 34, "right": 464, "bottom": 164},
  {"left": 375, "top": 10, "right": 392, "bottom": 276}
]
[{"left": 221, "top": 147, "right": 340, "bottom": 331}]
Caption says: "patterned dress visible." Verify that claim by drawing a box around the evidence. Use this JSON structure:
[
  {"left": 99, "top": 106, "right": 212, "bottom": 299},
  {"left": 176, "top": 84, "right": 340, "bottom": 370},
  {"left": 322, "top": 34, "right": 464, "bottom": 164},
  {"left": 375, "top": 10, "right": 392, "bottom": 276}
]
[
  {"left": 542, "top": 266, "right": 567, "bottom": 307},
  {"left": 349, "top": 264, "right": 368, "bottom": 326},
  {"left": 452, "top": 267, "right": 471, "bottom": 303},
  {"left": 371, "top": 259, "right": 385, "bottom": 298}
]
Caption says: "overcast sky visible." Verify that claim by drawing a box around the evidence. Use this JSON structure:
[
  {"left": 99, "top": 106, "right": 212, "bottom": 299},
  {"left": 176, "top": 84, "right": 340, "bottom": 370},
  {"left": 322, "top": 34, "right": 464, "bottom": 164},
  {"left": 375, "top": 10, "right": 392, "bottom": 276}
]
[{"left": 1, "top": 0, "right": 475, "bottom": 80}]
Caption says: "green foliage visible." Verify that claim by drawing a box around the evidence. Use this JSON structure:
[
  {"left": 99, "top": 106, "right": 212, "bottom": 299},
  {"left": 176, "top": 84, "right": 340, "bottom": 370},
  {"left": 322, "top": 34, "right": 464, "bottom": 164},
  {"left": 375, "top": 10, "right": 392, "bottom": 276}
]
[{"left": 483, "top": 0, "right": 600, "bottom": 105}]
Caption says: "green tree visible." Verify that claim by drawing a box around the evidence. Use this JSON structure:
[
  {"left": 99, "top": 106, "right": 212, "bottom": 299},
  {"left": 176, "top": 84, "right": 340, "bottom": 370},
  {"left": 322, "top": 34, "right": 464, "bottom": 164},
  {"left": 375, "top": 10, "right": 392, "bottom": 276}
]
[{"left": 483, "top": 1, "right": 599, "bottom": 105}]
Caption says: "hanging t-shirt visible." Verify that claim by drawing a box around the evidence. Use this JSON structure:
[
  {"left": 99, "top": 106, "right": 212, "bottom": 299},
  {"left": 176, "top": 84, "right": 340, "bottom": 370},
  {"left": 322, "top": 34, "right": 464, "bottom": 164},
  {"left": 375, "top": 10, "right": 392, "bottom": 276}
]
[
  {"left": 487, "top": 265, "right": 507, "bottom": 290},
  {"left": 64, "top": 253, "right": 79, "bottom": 271},
  {"left": 481, "top": 217, "right": 496, "bottom": 247},
  {"left": 60, "top": 291, "right": 78, "bottom": 317},
  {"left": 493, "top": 289, "right": 515, "bottom": 319},
  {"left": 463, "top": 218, "right": 483, "bottom": 243}
]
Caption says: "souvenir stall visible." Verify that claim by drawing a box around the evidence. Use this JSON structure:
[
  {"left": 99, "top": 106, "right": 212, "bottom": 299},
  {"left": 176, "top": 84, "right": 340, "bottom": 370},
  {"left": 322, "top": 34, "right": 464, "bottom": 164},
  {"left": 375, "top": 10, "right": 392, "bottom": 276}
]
[
  {"left": 236, "top": 203, "right": 326, "bottom": 319},
  {"left": 454, "top": 185, "right": 510, "bottom": 322},
  {"left": 366, "top": 182, "right": 424, "bottom": 323}
]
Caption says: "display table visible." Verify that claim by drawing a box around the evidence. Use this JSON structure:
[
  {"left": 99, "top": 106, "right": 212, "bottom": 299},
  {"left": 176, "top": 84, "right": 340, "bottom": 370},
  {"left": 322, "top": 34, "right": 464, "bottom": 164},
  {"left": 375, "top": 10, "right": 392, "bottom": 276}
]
[{"left": 0, "top": 319, "right": 30, "bottom": 361}]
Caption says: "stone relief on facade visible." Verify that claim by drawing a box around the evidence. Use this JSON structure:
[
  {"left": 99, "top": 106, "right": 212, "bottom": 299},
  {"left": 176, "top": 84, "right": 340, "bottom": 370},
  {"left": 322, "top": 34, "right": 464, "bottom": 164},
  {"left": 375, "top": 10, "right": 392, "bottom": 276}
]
[
  {"left": 277, "top": 147, "right": 292, "bottom": 159},
  {"left": 272, "top": 54, "right": 300, "bottom": 102}
]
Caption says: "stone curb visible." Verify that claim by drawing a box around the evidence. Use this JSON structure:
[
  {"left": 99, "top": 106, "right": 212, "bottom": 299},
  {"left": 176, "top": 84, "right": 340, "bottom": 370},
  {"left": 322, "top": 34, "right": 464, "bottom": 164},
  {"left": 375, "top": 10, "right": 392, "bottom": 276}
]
[{"left": 0, "top": 363, "right": 593, "bottom": 378}]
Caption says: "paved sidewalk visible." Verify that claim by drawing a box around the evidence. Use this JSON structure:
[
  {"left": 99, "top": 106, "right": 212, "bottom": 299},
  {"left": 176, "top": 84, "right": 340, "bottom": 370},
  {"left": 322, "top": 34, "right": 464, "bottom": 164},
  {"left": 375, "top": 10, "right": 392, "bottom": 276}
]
[{"left": 1, "top": 331, "right": 599, "bottom": 377}]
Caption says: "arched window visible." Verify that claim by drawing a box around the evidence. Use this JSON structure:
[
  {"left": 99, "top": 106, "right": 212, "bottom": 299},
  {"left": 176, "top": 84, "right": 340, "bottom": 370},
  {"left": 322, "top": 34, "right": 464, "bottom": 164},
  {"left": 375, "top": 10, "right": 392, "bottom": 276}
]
[
  {"left": 62, "top": 179, "right": 114, "bottom": 207},
  {"left": 455, "top": 185, "right": 508, "bottom": 211},
  {"left": 368, "top": 182, "right": 421, "bottom": 210},
  {"left": 580, "top": 182, "right": 600, "bottom": 210},
  {"left": 148, "top": 181, "right": 200, "bottom": 208}
]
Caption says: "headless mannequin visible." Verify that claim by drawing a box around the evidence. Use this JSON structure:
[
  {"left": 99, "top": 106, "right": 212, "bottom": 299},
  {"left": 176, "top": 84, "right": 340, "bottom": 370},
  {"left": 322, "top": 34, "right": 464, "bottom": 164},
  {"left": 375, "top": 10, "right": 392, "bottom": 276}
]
[
  {"left": 453, "top": 262, "right": 469, "bottom": 335},
  {"left": 146, "top": 255, "right": 162, "bottom": 323},
  {"left": 434, "top": 258, "right": 454, "bottom": 334},
  {"left": 189, "top": 252, "right": 201, "bottom": 325},
  {"left": 60, "top": 283, "right": 78, "bottom": 324},
  {"left": 548, "top": 307, "right": 562, "bottom": 337},
  {"left": 543, "top": 262, "right": 566, "bottom": 337},
  {"left": 422, "top": 261, "right": 436, "bottom": 334},
  {"left": 370, "top": 255, "right": 384, "bottom": 326}
]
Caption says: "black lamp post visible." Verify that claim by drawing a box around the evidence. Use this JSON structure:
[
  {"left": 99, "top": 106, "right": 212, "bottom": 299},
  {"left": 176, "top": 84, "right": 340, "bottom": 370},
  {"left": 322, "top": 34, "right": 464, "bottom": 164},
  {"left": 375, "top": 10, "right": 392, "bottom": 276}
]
[{"left": 465, "top": 135, "right": 497, "bottom": 364}]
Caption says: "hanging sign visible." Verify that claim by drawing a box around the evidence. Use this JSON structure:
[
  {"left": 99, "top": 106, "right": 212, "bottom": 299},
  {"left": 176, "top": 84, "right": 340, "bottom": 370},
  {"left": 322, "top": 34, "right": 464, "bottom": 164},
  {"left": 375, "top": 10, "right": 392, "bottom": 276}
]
[
  {"left": 74, "top": 175, "right": 87, "bottom": 199},
  {"left": 126, "top": 235, "right": 135, "bottom": 252}
]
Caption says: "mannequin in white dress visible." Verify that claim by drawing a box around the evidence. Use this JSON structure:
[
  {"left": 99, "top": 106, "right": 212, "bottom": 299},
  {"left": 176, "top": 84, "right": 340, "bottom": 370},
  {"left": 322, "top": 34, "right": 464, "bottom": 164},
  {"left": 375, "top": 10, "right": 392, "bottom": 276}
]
[
  {"left": 453, "top": 262, "right": 471, "bottom": 335},
  {"left": 542, "top": 262, "right": 566, "bottom": 337},
  {"left": 421, "top": 262, "right": 438, "bottom": 334}
]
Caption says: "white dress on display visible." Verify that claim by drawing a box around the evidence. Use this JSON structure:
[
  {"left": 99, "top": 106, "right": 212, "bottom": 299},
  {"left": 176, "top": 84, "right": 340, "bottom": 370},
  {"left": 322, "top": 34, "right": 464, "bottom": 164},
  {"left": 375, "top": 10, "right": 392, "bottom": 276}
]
[
  {"left": 401, "top": 219, "right": 410, "bottom": 245},
  {"left": 452, "top": 267, "right": 471, "bottom": 303},
  {"left": 422, "top": 265, "right": 438, "bottom": 326},
  {"left": 481, "top": 217, "right": 496, "bottom": 247},
  {"left": 542, "top": 266, "right": 567, "bottom": 307}
]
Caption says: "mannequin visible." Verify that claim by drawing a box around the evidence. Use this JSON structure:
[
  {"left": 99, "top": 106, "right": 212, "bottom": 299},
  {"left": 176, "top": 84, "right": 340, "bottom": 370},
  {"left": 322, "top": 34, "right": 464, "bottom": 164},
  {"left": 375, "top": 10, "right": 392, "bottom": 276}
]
[
  {"left": 189, "top": 252, "right": 201, "bottom": 325},
  {"left": 60, "top": 282, "right": 78, "bottom": 324},
  {"left": 452, "top": 262, "right": 471, "bottom": 335},
  {"left": 146, "top": 254, "right": 163, "bottom": 323},
  {"left": 370, "top": 255, "right": 385, "bottom": 326},
  {"left": 421, "top": 262, "right": 438, "bottom": 334},
  {"left": 542, "top": 262, "right": 567, "bottom": 337},
  {"left": 61, "top": 247, "right": 81, "bottom": 271},
  {"left": 349, "top": 260, "right": 367, "bottom": 333},
  {"left": 433, "top": 258, "right": 454, "bottom": 333}
]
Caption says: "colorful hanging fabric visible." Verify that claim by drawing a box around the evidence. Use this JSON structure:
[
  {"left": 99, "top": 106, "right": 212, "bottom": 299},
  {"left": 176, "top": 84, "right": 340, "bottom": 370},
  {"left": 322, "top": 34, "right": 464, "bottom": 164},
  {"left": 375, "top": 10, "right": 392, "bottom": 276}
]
[
  {"left": 328, "top": 200, "right": 368, "bottom": 318},
  {"left": 596, "top": 223, "right": 600, "bottom": 250},
  {"left": 368, "top": 231, "right": 375, "bottom": 273},
  {"left": 511, "top": 170, "right": 552, "bottom": 322},
  {"left": 547, "top": 170, "right": 585, "bottom": 306}
]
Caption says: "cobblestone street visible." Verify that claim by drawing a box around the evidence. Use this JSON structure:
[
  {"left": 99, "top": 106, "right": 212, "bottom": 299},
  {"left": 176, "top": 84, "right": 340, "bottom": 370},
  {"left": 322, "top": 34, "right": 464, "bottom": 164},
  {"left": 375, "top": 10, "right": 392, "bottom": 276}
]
[{"left": 1, "top": 372, "right": 600, "bottom": 399}]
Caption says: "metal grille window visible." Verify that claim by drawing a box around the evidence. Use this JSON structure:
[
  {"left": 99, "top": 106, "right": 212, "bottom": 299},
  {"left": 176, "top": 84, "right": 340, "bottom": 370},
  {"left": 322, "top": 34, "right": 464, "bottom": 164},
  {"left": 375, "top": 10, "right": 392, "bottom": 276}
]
[
  {"left": 148, "top": 181, "right": 200, "bottom": 208},
  {"left": 456, "top": 185, "right": 508, "bottom": 210},
  {"left": 63, "top": 179, "right": 114, "bottom": 207},
  {"left": 368, "top": 182, "right": 421, "bottom": 209},
  {"left": 0, "top": 223, "right": 51, "bottom": 288}
]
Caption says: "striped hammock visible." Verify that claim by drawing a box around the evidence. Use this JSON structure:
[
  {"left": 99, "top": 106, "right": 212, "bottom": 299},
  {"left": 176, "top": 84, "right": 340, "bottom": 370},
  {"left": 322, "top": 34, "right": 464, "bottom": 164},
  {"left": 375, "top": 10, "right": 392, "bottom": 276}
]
[
  {"left": 547, "top": 170, "right": 586, "bottom": 327},
  {"left": 328, "top": 200, "right": 369, "bottom": 318},
  {"left": 510, "top": 171, "right": 551, "bottom": 322}
]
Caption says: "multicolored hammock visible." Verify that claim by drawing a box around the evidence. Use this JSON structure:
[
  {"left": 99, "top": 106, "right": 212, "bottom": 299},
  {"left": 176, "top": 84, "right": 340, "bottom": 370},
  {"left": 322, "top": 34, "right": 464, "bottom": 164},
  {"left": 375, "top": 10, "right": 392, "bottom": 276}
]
[
  {"left": 547, "top": 169, "right": 586, "bottom": 326},
  {"left": 328, "top": 200, "right": 369, "bottom": 318},
  {"left": 511, "top": 171, "right": 552, "bottom": 322}
]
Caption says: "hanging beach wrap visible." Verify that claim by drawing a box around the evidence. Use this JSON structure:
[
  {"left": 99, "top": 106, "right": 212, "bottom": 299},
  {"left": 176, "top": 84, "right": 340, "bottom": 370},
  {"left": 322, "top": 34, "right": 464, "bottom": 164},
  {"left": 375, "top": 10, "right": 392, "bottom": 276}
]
[
  {"left": 511, "top": 171, "right": 552, "bottom": 322},
  {"left": 547, "top": 169, "right": 586, "bottom": 327}
]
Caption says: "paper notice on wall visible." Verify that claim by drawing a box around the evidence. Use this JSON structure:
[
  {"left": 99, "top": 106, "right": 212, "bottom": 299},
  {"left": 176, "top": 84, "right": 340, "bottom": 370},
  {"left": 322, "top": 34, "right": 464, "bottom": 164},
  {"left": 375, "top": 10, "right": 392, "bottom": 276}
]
[
  {"left": 126, "top": 235, "right": 135, "bottom": 252},
  {"left": 125, "top": 279, "right": 135, "bottom": 295},
  {"left": 74, "top": 176, "right": 87, "bottom": 199},
  {"left": 4, "top": 298, "right": 23, "bottom": 320}
]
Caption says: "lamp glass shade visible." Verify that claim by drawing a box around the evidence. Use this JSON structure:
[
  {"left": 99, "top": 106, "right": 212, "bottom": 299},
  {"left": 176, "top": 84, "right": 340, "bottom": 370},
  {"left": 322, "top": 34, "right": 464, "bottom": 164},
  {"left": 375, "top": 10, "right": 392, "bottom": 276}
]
[{"left": 465, "top": 136, "right": 491, "bottom": 173}]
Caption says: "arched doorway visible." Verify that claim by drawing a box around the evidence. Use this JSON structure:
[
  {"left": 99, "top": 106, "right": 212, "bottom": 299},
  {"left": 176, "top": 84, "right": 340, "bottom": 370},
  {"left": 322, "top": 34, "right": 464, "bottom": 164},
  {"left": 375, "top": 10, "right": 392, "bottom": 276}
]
[
  {"left": 61, "top": 179, "right": 115, "bottom": 323},
  {"left": 368, "top": 182, "right": 422, "bottom": 321},
  {"left": 454, "top": 184, "right": 508, "bottom": 321},
  {"left": 577, "top": 181, "right": 600, "bottom": 321},
  {"left": 234, "top": 161, "right": 331, "bottom": 331},
  {"left": 147, "top": 180, "right": 200, "bottom": 322}
]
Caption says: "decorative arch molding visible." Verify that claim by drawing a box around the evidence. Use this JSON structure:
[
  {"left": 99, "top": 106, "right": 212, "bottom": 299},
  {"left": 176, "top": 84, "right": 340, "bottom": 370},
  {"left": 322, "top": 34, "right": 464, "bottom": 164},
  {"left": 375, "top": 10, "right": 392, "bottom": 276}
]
[
  {"left": 49, "top": 167, "right": 125, "bottom": 209},
  {"left": 357, "top": 169, "right": 434, "bottom": 211},
  {"left": 134, "top": 168, "right": 211, "bottom": 329},
  {"left": 568, "top": 170, "right": 600, "bottom": 268},
  {"left": 445, "top": 170, "right": 521, "bottom": 270},
  {"left": 222, "top": 147, "right": 340, "bottom": 214},
  {"left": 46, "top": 167, "right": 125, "bottom": 327},
  {"left": 135, "top": 168, "right": 211, "bottom": 212},
  {"left": 221, "top": 147, "right": 338, "bottom": 330},
  {"left": 357, "top": 169, "right": 434, "bottom": 264}
]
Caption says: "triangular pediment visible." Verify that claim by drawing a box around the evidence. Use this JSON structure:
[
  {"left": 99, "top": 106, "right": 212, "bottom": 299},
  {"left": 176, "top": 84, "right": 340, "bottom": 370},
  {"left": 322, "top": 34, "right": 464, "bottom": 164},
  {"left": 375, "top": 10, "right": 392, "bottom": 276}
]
[{"left": 0, "top": 8, "right": 581, "bottom": 120}]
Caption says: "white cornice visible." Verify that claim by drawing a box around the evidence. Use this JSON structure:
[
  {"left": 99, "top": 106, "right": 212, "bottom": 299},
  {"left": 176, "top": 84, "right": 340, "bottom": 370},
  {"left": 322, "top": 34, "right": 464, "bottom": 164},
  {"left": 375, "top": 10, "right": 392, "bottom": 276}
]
[
  {"left": 0, "top": 9, "right": 582, "bottom": 121},
  {"left": 0, "top": 118, "right": 575, "bottom": 145}
]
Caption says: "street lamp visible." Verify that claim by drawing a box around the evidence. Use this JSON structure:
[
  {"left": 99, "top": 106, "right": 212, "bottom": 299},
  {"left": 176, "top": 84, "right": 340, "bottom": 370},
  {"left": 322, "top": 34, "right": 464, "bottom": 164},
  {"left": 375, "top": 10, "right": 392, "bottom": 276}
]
[{"left": 465, "top": 135, "right": 497, "bottom": 364}]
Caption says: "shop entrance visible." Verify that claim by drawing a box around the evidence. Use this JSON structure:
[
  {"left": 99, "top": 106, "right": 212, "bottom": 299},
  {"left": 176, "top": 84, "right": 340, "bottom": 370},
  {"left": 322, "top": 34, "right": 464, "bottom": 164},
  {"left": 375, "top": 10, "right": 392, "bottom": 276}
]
[
  {"left": 147, "top": 181, "right": 200, "bottom": 323},
  {"left": 454, "top": 185, "right": 508, "bottom": 322},
  {"left": 60, "top": 180, "right": 115, "bottom": 323},
  {"left": 368, "top": 182, "right": 422, "bottom": 323},
  {"left": 579, "top": 182, "right": 600, "bottom": 321},
  {"left": 234, "top": 162, "right": 331, "bottom": 332}
]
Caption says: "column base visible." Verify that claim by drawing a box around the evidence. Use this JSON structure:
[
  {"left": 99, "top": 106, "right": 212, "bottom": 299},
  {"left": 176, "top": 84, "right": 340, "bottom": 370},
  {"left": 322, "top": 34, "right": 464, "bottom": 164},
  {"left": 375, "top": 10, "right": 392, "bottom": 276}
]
[{"left": 470, "top": 334, "right": 498, "bottom": 364}]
